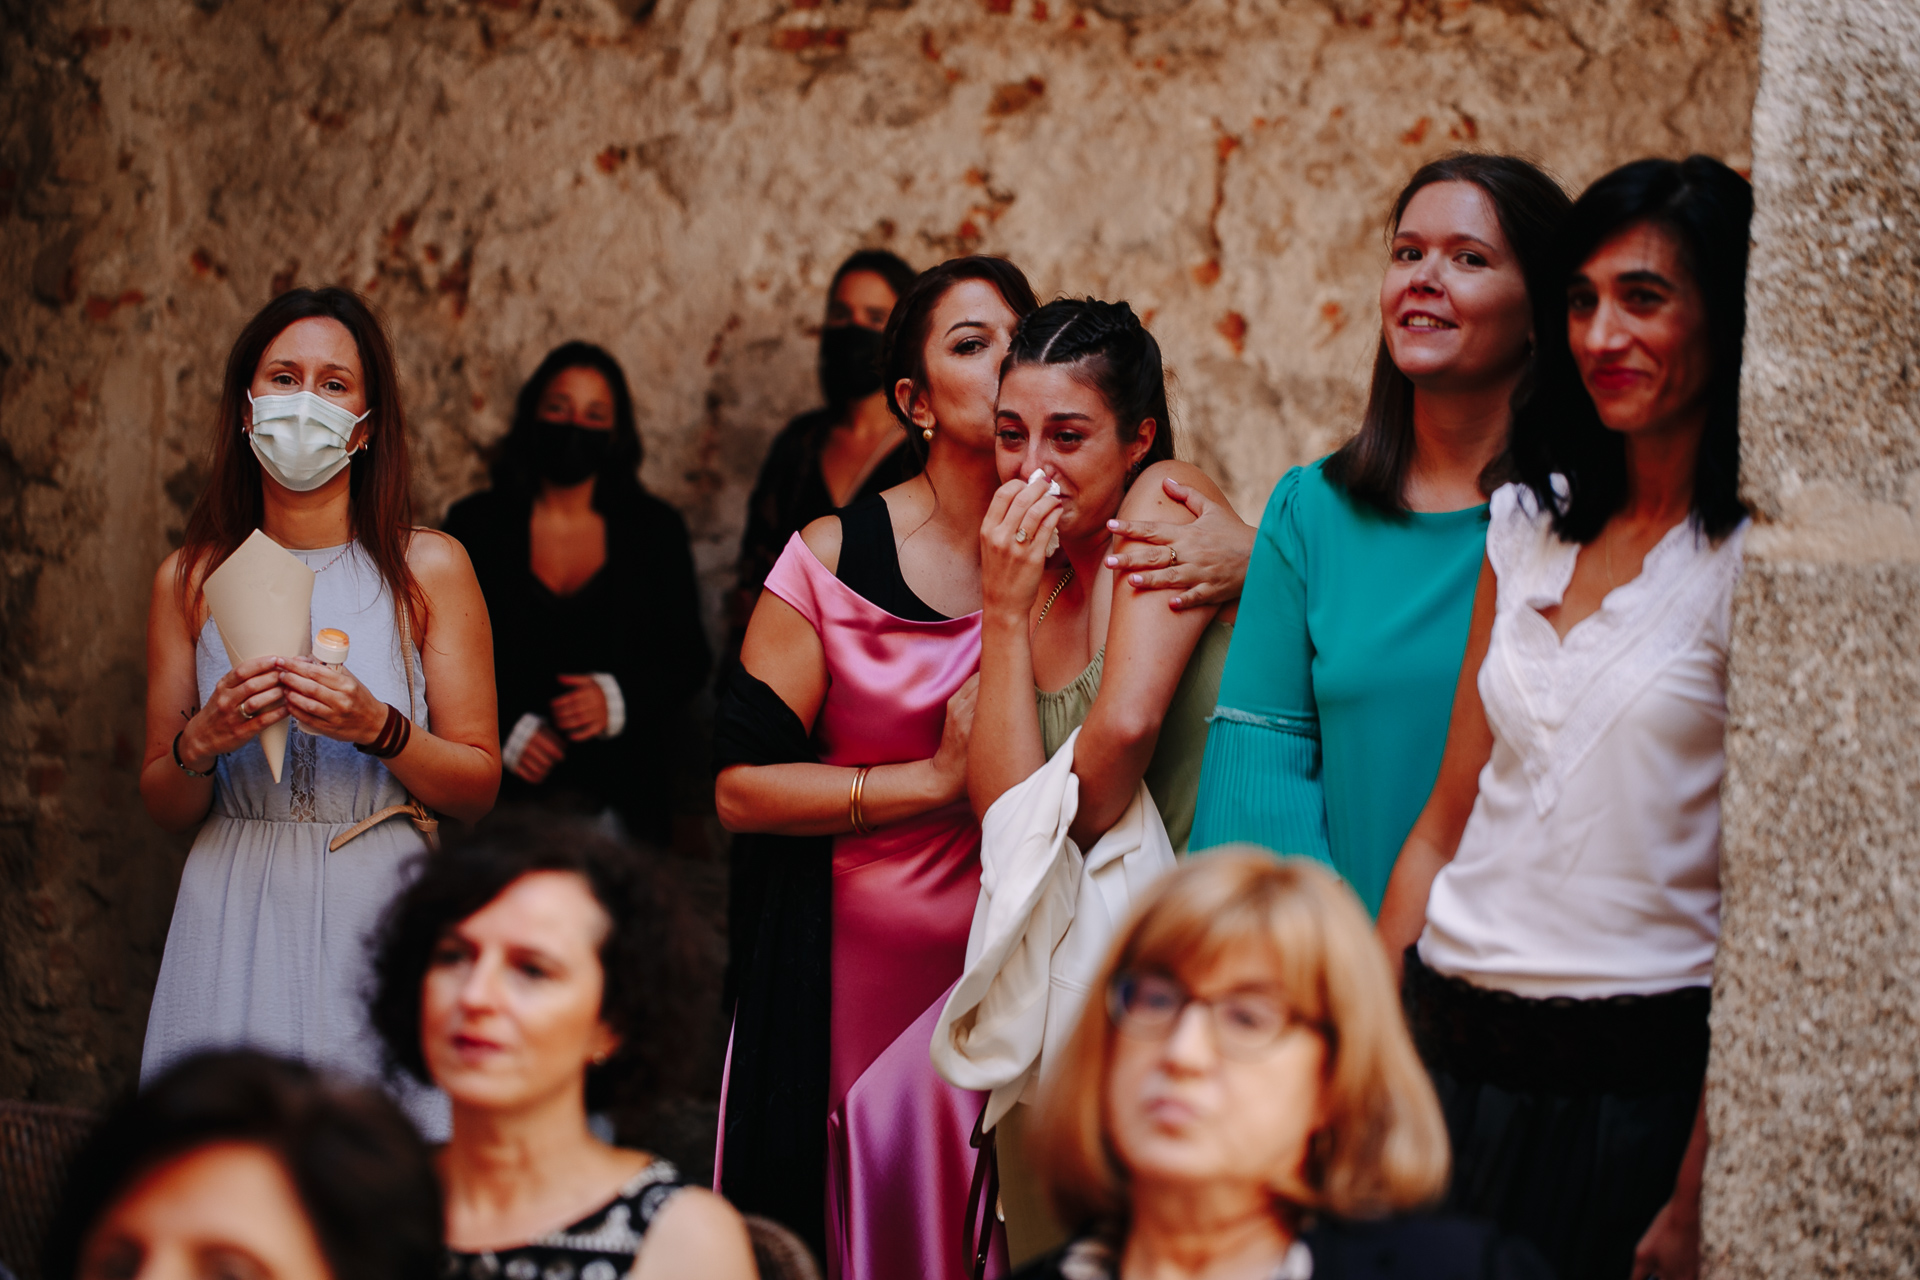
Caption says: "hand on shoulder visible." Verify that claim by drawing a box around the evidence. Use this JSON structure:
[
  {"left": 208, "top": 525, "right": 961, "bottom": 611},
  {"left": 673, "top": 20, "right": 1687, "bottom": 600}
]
[{"left": 1118, "top": 459, "right": 1235, "bottom": 524}]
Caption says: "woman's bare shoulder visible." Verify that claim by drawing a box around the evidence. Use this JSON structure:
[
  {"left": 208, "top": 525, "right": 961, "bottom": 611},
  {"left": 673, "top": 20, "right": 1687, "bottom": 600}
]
[
  {"left": 641, "top": 1185, "right": 754, "bottom": 1276},
  {"left": 798, "top": 514, "right": 843, "bottom": 574},
  {"left": 406, "top": 527, "right": 477, "bottom": 584},
  {"left": 152, "top": 548, "right": 211, "bottom": 628},
  {"left": 1120, "top": 460, "right": 1235, "bottom": 522},
  {"left": 154, "top": 547, "right": 186, "bottom": 591}
]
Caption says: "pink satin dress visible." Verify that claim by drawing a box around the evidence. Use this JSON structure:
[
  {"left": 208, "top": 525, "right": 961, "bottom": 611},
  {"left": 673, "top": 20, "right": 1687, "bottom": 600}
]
[{"left": 762, "top": 532, "right": 1007, "bottom": 1280}]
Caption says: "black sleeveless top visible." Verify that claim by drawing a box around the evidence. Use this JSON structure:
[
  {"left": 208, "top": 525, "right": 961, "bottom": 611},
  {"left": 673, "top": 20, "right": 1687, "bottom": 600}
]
[
  {"left": 833, "top": 493, "right": 948, "bottom": 621},
  {"left": 443, "top": 1160, "right": 686, "bottom": 1280}
]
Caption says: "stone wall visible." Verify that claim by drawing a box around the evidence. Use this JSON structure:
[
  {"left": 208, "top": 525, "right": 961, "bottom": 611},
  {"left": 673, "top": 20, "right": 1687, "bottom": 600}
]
[
  {"left": 0, "top": 0, "right": 1756, "bottom": 1112},
  {"left": 1706, "top": 0, "right": 1920, "bottom": 1272}
]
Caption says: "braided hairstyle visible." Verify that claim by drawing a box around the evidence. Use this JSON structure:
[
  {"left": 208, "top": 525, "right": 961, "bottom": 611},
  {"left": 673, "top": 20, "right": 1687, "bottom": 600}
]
[{"left": 1002, "top": 298, "right": 1176, "bottom": 479}]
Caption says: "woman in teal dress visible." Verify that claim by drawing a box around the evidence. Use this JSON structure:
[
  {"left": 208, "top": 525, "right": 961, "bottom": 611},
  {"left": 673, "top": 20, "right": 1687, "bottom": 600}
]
[{"left": 1189, "top": 154, "right": 1569, "bottom": 914}]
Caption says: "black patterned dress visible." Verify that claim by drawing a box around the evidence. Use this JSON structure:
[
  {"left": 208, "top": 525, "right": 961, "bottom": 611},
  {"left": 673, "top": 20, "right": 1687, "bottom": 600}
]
[{"left": 444, "top": 1161, "right": 686, "bottom": 1280}]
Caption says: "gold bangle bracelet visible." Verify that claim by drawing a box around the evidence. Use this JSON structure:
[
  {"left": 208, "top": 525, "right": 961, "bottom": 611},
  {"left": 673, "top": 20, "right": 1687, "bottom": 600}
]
[{"left": 849, "top": 766, "right": 872, "bottom": 835}]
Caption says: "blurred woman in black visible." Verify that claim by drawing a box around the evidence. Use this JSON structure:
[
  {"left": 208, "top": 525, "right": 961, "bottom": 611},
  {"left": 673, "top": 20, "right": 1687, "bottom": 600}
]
[
  {"left": 721, "top": 249, "right": 919, "bottom": 677},
  {"left": 445, "top": 342, "right": 709, "bottom": 847}
]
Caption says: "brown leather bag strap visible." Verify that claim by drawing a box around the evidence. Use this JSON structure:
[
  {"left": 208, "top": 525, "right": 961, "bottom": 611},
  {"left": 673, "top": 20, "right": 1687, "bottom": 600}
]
[{"left": 327, "top": 799, "right": 437, "bottom": 853}]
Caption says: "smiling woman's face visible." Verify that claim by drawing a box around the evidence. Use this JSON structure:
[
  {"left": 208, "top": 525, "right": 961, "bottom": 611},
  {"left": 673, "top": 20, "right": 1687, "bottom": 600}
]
[
  {"left": 1379, "top": 180, "right": 1534, "bottom": 394},
  {"left": 1566, "top": 221, "right": 1713, "bottom": 440},
  {"left": 79, "top": 1142, "right": 333, "bottom": 1280},
  {"left": 420, "top": 871, "right": 618, "bottom": 1114}
]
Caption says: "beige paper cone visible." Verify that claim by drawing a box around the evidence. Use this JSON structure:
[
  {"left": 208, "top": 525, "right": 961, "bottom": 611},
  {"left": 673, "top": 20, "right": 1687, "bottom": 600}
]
[{"left": 202, "top": 529, "right": 315, "bottom": 783}]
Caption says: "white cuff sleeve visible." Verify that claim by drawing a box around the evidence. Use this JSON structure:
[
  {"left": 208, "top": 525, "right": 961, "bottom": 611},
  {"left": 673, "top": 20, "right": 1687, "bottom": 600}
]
[
  {"left": 589, "top": 673, "right": 626, "bottom": 739},
  {"left": 501, "top": 713, "right": 545, "bottom": 772}
]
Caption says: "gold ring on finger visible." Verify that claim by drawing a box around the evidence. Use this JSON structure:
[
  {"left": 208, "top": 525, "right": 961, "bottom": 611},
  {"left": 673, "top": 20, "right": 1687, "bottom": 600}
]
[
  {"left": 1167, "top": 546, "right": 1179, "bottom": 567},
  {"left": 1014, "top": 528, "right": 1029, "bottom": 544},
  {"left": 241, "top": 702, "right": 256, "bottom": 720}
]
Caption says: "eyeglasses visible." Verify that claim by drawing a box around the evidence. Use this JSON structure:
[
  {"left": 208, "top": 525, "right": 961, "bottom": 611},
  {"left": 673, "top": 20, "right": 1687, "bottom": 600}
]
[{"left": 1107, "top": 972, "right": 1316, "bottom": 1061}]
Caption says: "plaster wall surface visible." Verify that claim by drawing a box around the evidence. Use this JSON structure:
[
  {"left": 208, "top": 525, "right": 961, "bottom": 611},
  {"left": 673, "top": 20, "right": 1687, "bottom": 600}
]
[
  {"left": 1706, "top": 0, "right": 1920, "bottom": 1273},
  {"left": 0, "top": 0, "right": 1756, "bottom": 1109}
]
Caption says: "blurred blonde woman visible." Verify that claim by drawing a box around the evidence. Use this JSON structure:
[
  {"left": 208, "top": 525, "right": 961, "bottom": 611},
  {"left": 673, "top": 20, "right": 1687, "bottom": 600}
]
[{"left": 1015, "top": 852, "right": 1550, "bottom": 1280}]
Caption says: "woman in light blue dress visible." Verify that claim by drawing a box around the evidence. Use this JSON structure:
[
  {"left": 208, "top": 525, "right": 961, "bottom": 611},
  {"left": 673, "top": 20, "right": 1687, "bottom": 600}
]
[
  {"left": 1188, "top": 154, "right": 1569, "bottom": 914},
  {"left": 138, "top": 287, "right": 499, "bottom": 1132}
]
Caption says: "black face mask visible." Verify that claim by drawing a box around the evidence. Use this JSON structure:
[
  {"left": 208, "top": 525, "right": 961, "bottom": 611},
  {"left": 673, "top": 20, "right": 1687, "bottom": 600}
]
[
  {"left": 531, "top": 422, "right": 613, "bottom": 487},
  {"left": 818, "top": 324, "right": 887, "bottom": 409}
]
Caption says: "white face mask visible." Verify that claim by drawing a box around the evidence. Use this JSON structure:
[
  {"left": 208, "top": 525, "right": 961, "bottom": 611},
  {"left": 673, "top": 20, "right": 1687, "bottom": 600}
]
[{"left": 246, "top": 391, "right": 370, "bottom": 492}]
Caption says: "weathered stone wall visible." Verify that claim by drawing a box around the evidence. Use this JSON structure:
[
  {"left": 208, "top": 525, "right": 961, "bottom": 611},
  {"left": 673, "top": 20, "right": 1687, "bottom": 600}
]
[
  {"left": 1706, "top": 0, "right": 1920, "bottom": 1273},
  {"left": 0, "top": 0, "right": 1756, "bottom": 1112}
]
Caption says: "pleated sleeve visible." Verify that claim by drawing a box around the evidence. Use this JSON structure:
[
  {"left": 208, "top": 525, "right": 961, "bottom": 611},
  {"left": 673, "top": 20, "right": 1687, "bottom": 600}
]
[{"left": 1188, "top": 466, "right": 1333, "bottom": 865}]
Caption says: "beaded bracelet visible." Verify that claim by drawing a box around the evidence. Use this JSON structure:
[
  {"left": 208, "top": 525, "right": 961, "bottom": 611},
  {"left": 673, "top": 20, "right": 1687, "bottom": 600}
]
[{"left": 171, "top": 728, "right": 216, "bottom": 778}]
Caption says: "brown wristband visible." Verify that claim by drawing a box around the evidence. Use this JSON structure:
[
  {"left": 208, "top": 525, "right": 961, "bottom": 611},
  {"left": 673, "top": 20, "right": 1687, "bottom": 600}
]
[{"left": 355, "top": 704, "right": 412, "bottom": 760}]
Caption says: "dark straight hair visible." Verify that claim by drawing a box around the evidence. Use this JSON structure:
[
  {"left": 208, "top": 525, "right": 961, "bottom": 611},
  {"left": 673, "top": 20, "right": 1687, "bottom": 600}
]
[
  {"left": 883, "top": 255, "right": 1041, "bottom": 461},
  {"left": 177, "top": 287, "right": 421, "bottom": 624},
  {"left": 1511, "top": 155, "right": 1752, "bottom": 544},
  {"left": 828, "top": 248, "right": 918, "bottom": 312},
  {"left": 1002, "top": 298, "right": 1177, "bottom": 480},
  {"left": 491, "top": 340, "right": 645, "bottom": 509},
  {"left": 1323, "top": 153, "right": 1573, "bottom": 516}
]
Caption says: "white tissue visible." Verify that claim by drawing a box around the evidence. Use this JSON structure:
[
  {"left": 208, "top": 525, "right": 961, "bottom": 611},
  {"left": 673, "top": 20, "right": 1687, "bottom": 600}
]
[{"left": 1028, "top": 469, "right": 1063, "bottom": 556}]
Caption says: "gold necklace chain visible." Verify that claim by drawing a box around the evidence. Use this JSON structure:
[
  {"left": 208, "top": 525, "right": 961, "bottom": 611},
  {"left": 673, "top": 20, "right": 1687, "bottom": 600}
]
[{"left": 1034, "top": 563, "right": 1075, "bottom": 629}]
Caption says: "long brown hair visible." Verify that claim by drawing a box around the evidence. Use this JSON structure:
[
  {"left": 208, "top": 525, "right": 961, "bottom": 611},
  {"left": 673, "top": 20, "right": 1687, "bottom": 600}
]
[
  {"left": 1322, "top": 153, "right": 1571, "bottom": 516},
  {"left": 176, "top": 288, "right": 422, "bottom": 628}
]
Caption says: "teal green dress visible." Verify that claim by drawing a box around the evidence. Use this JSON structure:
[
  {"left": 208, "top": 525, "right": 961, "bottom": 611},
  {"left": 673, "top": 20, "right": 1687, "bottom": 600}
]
[{"left": 1189, "top": 458, "right": 1488, "bottom": 913}]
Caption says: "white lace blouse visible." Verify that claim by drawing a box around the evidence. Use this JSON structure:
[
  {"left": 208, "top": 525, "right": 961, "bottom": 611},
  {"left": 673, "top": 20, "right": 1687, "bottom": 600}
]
[{"left": 1418, "top": 483, "right": 1749, "bottom": 998}]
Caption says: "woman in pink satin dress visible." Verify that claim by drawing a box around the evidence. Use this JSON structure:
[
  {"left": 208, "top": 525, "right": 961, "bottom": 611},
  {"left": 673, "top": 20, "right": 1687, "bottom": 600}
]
[{"left": 717, "top": 256, "right": 1039, "bottom": 1279}]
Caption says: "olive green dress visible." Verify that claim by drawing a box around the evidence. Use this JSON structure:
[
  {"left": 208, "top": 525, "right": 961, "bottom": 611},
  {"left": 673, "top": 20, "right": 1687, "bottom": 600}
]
[{"left": 1034, "top": 620, "right": 1234, "bottom": 853}]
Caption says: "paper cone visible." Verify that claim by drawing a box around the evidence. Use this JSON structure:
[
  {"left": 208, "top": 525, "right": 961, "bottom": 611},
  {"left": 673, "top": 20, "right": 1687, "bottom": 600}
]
[{"left": 202, "top": 529, "right": 315, "bottom": 783}]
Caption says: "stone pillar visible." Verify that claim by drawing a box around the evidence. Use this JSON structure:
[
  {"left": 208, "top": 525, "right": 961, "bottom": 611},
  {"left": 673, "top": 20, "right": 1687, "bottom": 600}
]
[{"left": 1707, "top": 0, "right": 1920, "bottom": 1274}]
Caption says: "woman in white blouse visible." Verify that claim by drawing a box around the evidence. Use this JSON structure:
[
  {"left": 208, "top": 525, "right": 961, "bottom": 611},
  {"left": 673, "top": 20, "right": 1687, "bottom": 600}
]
[{"left": 1377, "top": 155, "right": 1754, "bottom": 1280}]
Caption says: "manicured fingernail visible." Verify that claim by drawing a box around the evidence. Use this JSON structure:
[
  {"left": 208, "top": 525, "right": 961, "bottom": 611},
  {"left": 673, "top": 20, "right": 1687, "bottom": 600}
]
[
  {"left": 1129, "top": 574, "right": 1143, "bottom": 586},
  {"left": 1105, "top": 556, "right": 1118, "bottom": 567},
  {"left": 1107, "top": 520, "right": 1120, "bottom": 530}
]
